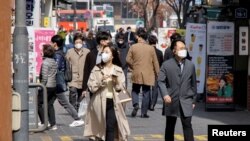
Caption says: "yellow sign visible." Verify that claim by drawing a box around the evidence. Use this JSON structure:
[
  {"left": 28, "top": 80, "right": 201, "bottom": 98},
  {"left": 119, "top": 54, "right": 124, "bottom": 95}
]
[
  {"left": 44, "top": 17, "right": 50, "bottom": 27},
  {"left": 176, "top": 29, "right": 186, "bottom": 37}
]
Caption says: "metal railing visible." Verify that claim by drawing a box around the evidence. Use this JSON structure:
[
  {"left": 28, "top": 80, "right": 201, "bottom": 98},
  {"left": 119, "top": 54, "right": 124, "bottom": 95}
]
[{"left": 28, "top": 83, "right": 48, "bottom": 132}]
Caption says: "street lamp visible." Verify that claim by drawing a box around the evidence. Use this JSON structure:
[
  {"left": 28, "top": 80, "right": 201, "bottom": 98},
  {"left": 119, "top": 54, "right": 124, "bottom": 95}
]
[
  {"left": 73, "top": 0, "right": 77, "bottom": 32},
  {"left": 103, "top": 14, "right": 107, "bottom": 30},
  {"left": 91, "top": 0, "right": 94, "bottom": 31}
]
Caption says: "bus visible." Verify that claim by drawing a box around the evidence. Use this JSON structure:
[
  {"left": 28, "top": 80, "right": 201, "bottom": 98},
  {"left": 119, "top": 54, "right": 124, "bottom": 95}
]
[
  {"left": 57, "top": 10, "right": 105, "bottom": 31},
  {"left": 93, "top": 4, "right": 114, "bottom": 17}
]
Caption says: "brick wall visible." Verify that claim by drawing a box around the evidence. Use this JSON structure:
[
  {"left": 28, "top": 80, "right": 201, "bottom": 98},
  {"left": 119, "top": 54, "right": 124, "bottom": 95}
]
[{"left": 247, "top": 77, "right": 250, "bottom": 111}]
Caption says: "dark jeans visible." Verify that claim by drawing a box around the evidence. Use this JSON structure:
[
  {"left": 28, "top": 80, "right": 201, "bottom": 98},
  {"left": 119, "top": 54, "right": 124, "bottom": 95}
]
[
  {"left": 105, "top": 98, "right": 117, "bottom": 141},
  {"left": 38, "top": 87, "right": 57, "bottom": 126},
  {"left": 131, "top": 83, "right": 150, "bottom": 115},
  {"left": 165, "top": 106, "right": 194, "bottom": 141},
  {"left": 149, "top": 80, "right": 158, "bottom": 108},
  {"left": 69, "top": 87, "right": 83, "bottom": 111},
  {"left": 56, "top": 91, "right": 79, "bottom": 120}
]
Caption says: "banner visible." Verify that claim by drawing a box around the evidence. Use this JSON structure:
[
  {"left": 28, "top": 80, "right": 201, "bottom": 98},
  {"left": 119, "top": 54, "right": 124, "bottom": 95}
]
[
  {"left": 206, "top": 56, "right": 234, "bottom": 103},
  {"left": 206, "top": 21, "right": 235, "bottom": 106},
  {"left": 239, "top": 26, "right": 249, "bottom": 55},
  {"left": 185, "top": 23, "right": 206, "bottom": 93},
  {"left": 26, "top": 0, "right": 41, "bottom": 27},
  {"left": 157, "top": 28, "right": 176, "bottom": 55},
  {"left": 34, "top": 29, "right": 55, "bottom": 79},
  {"left": 27, "top": 27, "right": 36, "bottom": 83},
  {"left": 207, "top": 21, "right": 234, "bottom": 55}
]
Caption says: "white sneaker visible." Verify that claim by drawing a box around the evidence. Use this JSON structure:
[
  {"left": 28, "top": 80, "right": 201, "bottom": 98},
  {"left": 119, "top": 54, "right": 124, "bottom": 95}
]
[
  {"left": 69, "top": 119, "right": 84, "bottom": 127},
  {"left": 38, "top": 122, "right": 50, "bottom": 127},
  {"left": 49, "top": 125, "right": 58, "bottom": 130}
]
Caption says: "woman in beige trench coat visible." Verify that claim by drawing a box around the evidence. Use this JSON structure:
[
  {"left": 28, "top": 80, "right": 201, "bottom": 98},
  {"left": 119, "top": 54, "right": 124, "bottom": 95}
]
[{"left": 83, "top": 45, "right": 130, "bottom": 141}]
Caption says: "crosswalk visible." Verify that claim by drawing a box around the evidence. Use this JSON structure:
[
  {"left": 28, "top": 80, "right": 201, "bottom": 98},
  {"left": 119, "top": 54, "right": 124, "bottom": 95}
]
[
  {"left": 36, "top": 134, "right": 208, "bottom": 141},
  {"left": 131, "top": 134, "right": 207, "bottom": 141}
]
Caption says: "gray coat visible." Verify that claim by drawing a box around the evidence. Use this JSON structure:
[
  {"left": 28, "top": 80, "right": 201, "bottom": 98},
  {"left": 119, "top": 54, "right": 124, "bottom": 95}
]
[
  {"left": 158, "top": 58, "right": 197, "bottom": 117},
  {"left": 40, "top": 58, "right": 58, "bottom": 88}
]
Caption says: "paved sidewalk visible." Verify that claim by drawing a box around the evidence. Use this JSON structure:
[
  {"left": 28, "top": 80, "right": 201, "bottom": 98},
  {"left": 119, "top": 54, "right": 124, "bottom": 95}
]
[
  {"left": 29, "top": 96, "right": 250, "bottom": 141},
  {"left": 29, "top": 73, "right": 250, "bottom": 141}
]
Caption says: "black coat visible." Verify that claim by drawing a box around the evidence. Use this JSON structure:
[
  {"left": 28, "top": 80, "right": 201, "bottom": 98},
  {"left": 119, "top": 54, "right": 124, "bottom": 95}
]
[
  {"left": 116, "top": 43, "right": 129, "bottom": 70},
  {"left": 82, "top": 48, "right": 98, "bottom": 90},
  {"left": 163, "top": 47, "right": 174, "bottom": 61},
  {"left": 125, "top": 31, "right": 136, "bottom": 44},
  {"left": 86, "top": 38, "right": 97, "bottom": 51},
  {"left": 154, "top": 46, "right": 164, "bottom": 67}
]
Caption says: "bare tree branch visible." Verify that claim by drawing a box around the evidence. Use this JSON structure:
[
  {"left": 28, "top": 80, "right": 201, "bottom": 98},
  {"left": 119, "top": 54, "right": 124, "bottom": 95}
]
[{"left": 165, "top": 0, "right": 193, "bottom": 28}]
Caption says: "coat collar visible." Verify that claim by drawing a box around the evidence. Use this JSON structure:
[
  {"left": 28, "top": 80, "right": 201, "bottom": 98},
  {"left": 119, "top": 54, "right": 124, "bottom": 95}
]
[
  {"left": 94, "top": 65, "right": 123, "bottom": 74},
  {"left": 172, "top": 58, "right": 188, "bottom": 82}
]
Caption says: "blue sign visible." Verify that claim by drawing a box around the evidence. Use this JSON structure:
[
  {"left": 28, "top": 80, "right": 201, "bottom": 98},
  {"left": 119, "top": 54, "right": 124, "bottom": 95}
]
[{"left": 235, "top": 8, "right": 247, "bottom": 18}]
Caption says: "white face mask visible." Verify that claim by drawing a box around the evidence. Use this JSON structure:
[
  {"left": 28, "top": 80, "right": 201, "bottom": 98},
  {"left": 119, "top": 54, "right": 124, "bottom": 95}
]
[
  {"left": 177, "top": 50, "right": 187, "bottom": 58},
  {"left": 101, "top": 52, "right": 110, "bottom": 63},
  {"left": 118, "top": 40, "right": 124, "bottom": 44},
  {"left": 75, "top": 43, "right": 82, "bottom": 49}
]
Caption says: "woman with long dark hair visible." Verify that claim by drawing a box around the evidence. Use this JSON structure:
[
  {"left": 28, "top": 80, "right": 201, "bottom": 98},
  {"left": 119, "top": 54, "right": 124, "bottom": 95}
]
[{"left": 84, "top": 45, "right": 130, "bottom": 141}]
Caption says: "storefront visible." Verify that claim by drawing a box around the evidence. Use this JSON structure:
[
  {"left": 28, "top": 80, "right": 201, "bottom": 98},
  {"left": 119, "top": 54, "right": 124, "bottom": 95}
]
[{"left": 204, "top": 5, "right": 250, "bottom": 110}]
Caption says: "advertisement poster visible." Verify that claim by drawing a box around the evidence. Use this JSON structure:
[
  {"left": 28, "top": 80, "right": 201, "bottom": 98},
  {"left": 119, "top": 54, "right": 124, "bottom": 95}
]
[
  {"left": 34, "top": 29, "right": 55, "bottom": 79},
  {"left": 157, "top": 28, "right": 176, "bottom": 55},
  {"left": 27, "top": 27, "right": 36, "bottom": 83},
  {"left": 185, "top": 23, "right": 206, "bottom": 93},
  {"left": 206, "top": 56, "right": 234, "bottom": 103},
  {"left": 239, "top": 26, "right": 249, "bottom": 55},
  {"left": 207, "top": 21, "right": 234, "bottom": 55}
]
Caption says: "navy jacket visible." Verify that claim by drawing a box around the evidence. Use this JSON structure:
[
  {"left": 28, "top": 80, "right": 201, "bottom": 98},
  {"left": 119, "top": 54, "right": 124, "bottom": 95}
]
[{"left": 54, "top": 49, "right": 66, "bottom": 72}]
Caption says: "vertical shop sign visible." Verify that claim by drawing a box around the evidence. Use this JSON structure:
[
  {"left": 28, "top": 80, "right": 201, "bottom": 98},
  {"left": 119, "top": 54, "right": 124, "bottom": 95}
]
[
  {"left": 239, "top": 26, "right": 249, "bottom": 55},
  {"left": 185, "top": 23, "right": 206, "bottom": 93},
  {"left": 206, "top": 21, "right": 235, "bottom": 106}
]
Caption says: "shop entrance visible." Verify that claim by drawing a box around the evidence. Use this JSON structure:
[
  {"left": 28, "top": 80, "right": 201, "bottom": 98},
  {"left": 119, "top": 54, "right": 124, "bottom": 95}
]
[{"left": 234, "top": 20, "right": 249, "bottom": 109}]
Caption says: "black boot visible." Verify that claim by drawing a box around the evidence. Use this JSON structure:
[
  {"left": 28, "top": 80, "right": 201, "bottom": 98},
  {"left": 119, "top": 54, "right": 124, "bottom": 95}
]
[{"left": 131, "top": 104, "right": 139, "bottom": 117}]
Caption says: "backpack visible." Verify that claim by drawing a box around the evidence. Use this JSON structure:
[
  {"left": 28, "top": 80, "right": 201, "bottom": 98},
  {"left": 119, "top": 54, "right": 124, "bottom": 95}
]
[
  {"left": 56, "top": 51, "right": 72, "bottom": 82},
  {"left": 64, "top": 58, "right": 72, "bottom": 82}
]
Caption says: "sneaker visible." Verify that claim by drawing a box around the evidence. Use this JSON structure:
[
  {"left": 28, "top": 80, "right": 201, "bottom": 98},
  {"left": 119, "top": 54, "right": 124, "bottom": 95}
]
[
  {"left": 49, "top": 125, "right": 58, "bottom": 130},
  {"left": 38, "top": 122, "right": 44, "bottom": 127},
  {"left": 38, "top": 122, "right": 50, "bottom": 127},
  {"left": 69, "top": 119, "right": 84, "bottom": 127}
]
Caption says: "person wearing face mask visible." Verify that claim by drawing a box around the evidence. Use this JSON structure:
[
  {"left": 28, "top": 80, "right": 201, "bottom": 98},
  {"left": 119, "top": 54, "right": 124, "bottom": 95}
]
[
  {"left": 84, "top": 45, "right": 130, "bottom": 141},
  {"left": 158, "top": 39, "right": 197, "bottom": 141},
  {"left": 51, "top": 35, "right": 85, "bottom": 127},
  {"left": 82, "top": 31, "right": 111, "bottom": 98},
  {"left": 115, "top": 33, "right": 129, "bottom": 87},
  {"left": 125, "top": 26, "right": 136, "bottom": 46},
  {"left": 164, "top": 32, "right": 192, "bottom": 61},
  {"left": 66, "top": 33, "right": 90, "bottom": 111}
]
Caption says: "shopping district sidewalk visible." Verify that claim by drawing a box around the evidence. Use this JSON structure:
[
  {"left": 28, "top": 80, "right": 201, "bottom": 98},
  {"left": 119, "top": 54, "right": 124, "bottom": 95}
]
[{"left": 29, "top": 74, "right": 250, "bottom": 141}]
